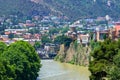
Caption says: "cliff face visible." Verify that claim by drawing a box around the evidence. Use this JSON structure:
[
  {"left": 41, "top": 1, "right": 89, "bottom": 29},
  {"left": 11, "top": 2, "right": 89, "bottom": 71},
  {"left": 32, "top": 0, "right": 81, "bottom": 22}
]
[{"left": 55, "top": 42, "right": 91, "bottom": 66}]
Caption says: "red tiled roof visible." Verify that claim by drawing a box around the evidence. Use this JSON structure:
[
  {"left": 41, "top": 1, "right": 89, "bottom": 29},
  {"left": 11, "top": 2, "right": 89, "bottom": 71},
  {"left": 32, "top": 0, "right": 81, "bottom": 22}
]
[{"left": 5, "top": 31, "right": 10, "bottom": 35}]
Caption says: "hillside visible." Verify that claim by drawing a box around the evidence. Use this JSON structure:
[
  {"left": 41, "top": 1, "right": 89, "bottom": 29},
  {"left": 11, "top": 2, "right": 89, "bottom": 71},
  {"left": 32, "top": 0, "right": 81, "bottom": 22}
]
[
  {"left": 54, "top": 42, "right": 91, "bottom": 66},
  {"left": 0, "top": 0, "right": 120, "bottom": 21},
  {"left": 0, "top": 0, "right": 50, "bottom": 16},
  {"left": 43, "top": 0, "right": 120, "bottom": 20}
]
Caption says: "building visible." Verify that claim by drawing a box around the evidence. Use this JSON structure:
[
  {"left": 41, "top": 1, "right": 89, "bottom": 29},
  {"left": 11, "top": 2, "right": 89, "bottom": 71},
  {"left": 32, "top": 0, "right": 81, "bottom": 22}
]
[
  {"left": 5, "top": 29, "right": 28, "bottom": 35},
  {"left": 114, "top": 24, "right": 120, "bottom": 38},
  {"left": 66, "top": 25, "right": 77, "bottom": 40},
  {"left": 95, "top": 30, "right": 109, "bottom": 41},
  {"left": 69, "top": 25, "right": 76, "bottom": 32},
  {"left": 78, "top": 34, "right": 90, "bottom": 46},
  {"left": 44, "top": 43, "right": 56, "bottom": 53}
]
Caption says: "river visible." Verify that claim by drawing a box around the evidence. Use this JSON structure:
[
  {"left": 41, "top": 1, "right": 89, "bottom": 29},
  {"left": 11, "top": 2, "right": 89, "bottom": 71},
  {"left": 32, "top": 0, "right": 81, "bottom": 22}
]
[{"left": 37, "top": 60, "right": 90, "bottom": 80}]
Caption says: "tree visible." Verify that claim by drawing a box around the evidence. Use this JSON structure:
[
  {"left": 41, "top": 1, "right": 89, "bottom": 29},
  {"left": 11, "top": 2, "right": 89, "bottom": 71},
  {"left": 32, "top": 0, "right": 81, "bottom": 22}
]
[
  {"left": 28, "top": 28, "right": 39, "bottom": 34},
  {"left": 89, "top": 39, "right": 120, "bottom": 80},
  {"left": 0, "top": 42, "right": 9, "bottom": 80},
  {"left": 49, "top": 28, "right": 59, "bottom": 35},
  {"left": 8, "top": 33, "right": 14, "bottom": 40},
  {"left": 90, "top": 40, "right": 100, "bottom": 50},
  {"left": 41, "top": 35, "right": 52, "bottom": 44},
  {"left": 60, "top": 26, "right": 69, "bottom": 33},
  {"left": 0, "top": 42, "right": 7, "bottom": 54},
  {"left": 34, "top": 41, "right": 41, "bottom": 50},
  {"left": 108, "top": 51, "right": 120, "bottom": 80},
  {"left": 0, "top": 41, "right": 41, "bottom": 80},
  {"left": 54, "top": 35, "right": 72, "bottom": 47}
]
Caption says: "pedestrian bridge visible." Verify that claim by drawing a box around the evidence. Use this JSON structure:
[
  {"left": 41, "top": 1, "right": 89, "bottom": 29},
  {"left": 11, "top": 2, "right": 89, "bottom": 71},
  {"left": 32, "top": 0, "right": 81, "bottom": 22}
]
[{"left": 37, "top": 50, "right": 57, "bottom": 59}]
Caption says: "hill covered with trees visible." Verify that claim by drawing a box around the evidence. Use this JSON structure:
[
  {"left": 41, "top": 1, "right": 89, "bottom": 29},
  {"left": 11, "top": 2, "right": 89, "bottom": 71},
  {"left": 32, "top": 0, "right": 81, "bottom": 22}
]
[
  {"left": 43, "top": 0, "right": 120, "bottom": 21},
  {"left": 0, "top": 0, "right": 50, "bottom": 17},
  {"left": 0, "top": 0, "right": 120, "bottom": 21}
]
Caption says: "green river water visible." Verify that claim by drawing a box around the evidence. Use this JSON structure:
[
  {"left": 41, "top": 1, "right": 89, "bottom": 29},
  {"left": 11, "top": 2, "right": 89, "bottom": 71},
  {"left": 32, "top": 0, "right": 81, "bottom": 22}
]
[{"left": 37, "top": 60, "right": 90, "bottom": 80}]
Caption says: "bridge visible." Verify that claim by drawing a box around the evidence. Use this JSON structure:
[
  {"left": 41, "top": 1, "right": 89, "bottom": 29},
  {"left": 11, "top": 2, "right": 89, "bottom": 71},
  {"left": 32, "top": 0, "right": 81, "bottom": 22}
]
[{"left": 37, "top": 50, "right": 57, "bottom": 59}]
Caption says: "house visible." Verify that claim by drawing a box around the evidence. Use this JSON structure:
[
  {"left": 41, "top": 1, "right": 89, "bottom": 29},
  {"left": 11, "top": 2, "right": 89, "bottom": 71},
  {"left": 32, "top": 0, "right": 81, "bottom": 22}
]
[
  {"left": 25, "top": 20, "right": 36, "bottom": 27},
  {"left": 78, "top": 34, "right": 90, "bottom": 46},
  {"left": 93, "top": 24, "right": 117, "bottom": 41},
  {"left": 5, "top": 29, "right": 28, "bottom": 35},
  {"left": 69, "top": 25, "right": 76, "bottom": 32},
  {"left": 33, "top": 16, "right": 40, "bottom": 20},
  {"left": 0, "top": 35, "right": 9, "bottom": 42},
  {"left": 44, "top": 43, "right": 56, "bottom": 53},
  {"left": 96, "top": 17, "right": 106, "bottom": 21},
  {"left": 18, "top": 23, "right": 25, "bottom": 27},
  {"left": 96, "top": 30, "right": 109, "bottom": 41},
  {"left": 92, "top": 25, "right": 110, "bottom": 41},
  {"left": 23, "top": 33, "right": 32, "bottom": 39},
  {"left": 114, "top": 23, "right": 120, "bottom": 38},
  {"left": 25, "top": 23, "right": 36, "bottom": 27},
  {"left": 66, "top": 25, "right": 77, "bottom": 40}
]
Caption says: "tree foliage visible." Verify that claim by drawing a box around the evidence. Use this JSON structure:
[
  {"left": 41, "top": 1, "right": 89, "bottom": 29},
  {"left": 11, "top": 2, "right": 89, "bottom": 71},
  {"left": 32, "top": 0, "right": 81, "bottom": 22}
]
[
  {"left": 1, "top": 0, "right": 120, "bottom": 21},
  {"left": 45, "top": 0, "right": 120, "bottom": 21},
  {"left": 49, "top": 28, "right": 59, "bottom": 35},
  {"left": 60, "top": 26, "right": 69, "bottom": 34},
  {"left": 28, "top": 28, "right": 40, "bottom": 34},
  {"left": 41, "top": 35, "right": 52, "bottom": 44},
  {"left": 8, "top": 33, "right": 14, "bottom": 40},
  {"left": 89, "top": 39, "right": 120, "bottom": 80},
  {"left": 54, "top": 35, "right": 73, "bottom": 47},
  {"left": 34, "top": 41, "right": 41, "bottom": 50},
  {"left": 0, "top": 42, "right": 7, "bottom": 54},
  {"left": 0, "top": 41, "right": 41, "bottom": 80}
]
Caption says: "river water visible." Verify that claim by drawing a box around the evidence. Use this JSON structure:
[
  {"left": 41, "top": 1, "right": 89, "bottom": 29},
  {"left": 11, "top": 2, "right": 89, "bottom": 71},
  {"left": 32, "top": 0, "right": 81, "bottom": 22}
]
[{"left": 37, "top": 60, "right": 90, "bottom": 80}]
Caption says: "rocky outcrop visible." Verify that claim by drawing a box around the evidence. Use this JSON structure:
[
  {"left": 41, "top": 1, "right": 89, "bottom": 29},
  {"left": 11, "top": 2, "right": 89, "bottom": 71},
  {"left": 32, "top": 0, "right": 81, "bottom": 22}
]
[{"left": 55, "top": 42, "right": 91, "bottom": 66}]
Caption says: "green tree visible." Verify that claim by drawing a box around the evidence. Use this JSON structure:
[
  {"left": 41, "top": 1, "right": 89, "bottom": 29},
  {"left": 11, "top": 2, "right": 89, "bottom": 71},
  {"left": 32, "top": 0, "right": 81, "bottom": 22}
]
[
  {"left": 0, "top": 42, "right": 7, "bottom": 54},
  {"left": 54, "top": 35, "right": 72, "bottom": 47},
  {"left": 49, "top": 28, "right": 59, "bottom": 35},
  {"left": 8, "top": 33, "right": 14, "bottom": 40},
  {"left": 90, "top": 40, "right": 100, "bottom": 50},
  {"left": 108, "top": 51, "right": 120, "bottom": 80},
  {"left": 41, "top": 35, "right": 52, "bottom": 44},
  {"left": 0, "top": 41, "right": 41, "bottom": 80},
  {"left": 34, "top": 41, "right": 41, "bottom": 50},
  {"left": 28, "top": 28, "right": 39, "bottom": 34},
  {"left": 89, "top": 39, "right": 120, "bottom": 80},
  {"left": 60, "top": 26, "right": 69, "bottom": 33}
]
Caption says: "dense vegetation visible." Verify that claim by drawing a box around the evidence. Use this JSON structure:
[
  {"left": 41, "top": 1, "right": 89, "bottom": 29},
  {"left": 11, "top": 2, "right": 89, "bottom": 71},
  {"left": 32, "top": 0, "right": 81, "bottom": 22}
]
[
  {"left": 1, "top": 0, "right": 120, "bottom": 21},
  {"left": 41, "top": 35, "right": 52, "bottom": 44},
  {"left": 54, "top": 35, "right": 73, "bottom": 47},
  {"left": 42, "top": 0, "right": 120, "bottom": 21},
  {"left": 34, "top": 41, "right": 42, "bottom": 50},
  {"left": 0, "top": 41, "right": 41, "bottom": 80},
  {"left": 0, "top": 0, "right": 50, "bottom": 17},
  {"left": 89, "top": 39, "right": 120, "bottom": 80}
]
